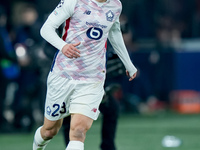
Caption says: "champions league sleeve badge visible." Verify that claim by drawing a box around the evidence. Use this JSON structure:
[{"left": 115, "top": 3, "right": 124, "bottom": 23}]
[
  {"left": 106, "top": 10, "right": 114, "bottom": 22},
  {"left": 57, "top": 0, "right": 64, "bottom": 8}
]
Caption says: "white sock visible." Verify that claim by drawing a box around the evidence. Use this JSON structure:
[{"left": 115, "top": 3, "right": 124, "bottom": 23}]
[
  {"left": 65, "top": 141, "right": 84, "bottom": 150},
  {"left": 33, "top": 126, "right": 51, "bottom": 150}
]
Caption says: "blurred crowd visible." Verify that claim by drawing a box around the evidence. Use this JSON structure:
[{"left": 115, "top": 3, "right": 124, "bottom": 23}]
[{"left": 0, "top": 0, "right": 200, "bottom": 133}]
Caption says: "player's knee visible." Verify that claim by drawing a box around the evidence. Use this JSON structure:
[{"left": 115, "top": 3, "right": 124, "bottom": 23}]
[
  {"left": 70, "top": 114, "right": 93, "bottom": 141},
  {"left": 42, "top": 127, "right": 59, "bottom": 140},
  {"left": 71, "top": 124, "right": 91, "bottom": 140},
  {"left": 71, "top": 126, "right": 86, "bottom": 139}
]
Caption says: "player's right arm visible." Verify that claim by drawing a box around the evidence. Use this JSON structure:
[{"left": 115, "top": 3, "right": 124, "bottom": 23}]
[{"left": 40, "top": 0, "right": 80, "bottom": 58}]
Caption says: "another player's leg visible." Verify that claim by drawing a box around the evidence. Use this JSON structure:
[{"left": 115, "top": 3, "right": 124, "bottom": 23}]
[
  {"left": 33, "top": 117, "right": 63, "bottom": 150},
  {"left": 63, "top": 116, "right": 71, "bottom": 146},
  {"left": 65, "top": 113, "right": 93, "bottom": 150}
]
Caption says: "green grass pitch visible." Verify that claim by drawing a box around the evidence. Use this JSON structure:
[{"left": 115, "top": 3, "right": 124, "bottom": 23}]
[{"left": 0, "top": 112, "right": 200, "bottom": 150}]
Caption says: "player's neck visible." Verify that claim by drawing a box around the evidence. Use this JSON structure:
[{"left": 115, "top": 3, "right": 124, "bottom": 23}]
[{"left": 95, "top": 0, "right": 107, "bottom": 3}]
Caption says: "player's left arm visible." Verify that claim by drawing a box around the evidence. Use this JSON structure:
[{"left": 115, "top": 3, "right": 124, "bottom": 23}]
[{"left": 108, "top": 18, "right": 137, "bottom": 81}]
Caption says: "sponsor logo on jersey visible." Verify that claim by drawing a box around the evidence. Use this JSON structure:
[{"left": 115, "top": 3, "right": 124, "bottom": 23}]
[
  {"left": 86, "top": 27, "right": 103, "bottom": 40},
  {"left": 106, "top": 10, "right": 114, "bottom": 22},
  {"left": 57, "top": 0, "right": 64, "bottom": 8},
  {"left": 86, "top": 22, "right": 107, "bottom": 29},
  {"left": 86, "top": 22, "right": 106, "bottom": 40},
  {"left": 46, "top": 106, "right": 51, "bottom": 115},
  {"left": 84, "top": 10, "right": 91, "bottom": 15}
]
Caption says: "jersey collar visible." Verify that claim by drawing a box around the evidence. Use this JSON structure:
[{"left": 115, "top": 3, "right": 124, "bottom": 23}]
[{"left": 91, "top": 0, "right": 110, "bottom": 7}]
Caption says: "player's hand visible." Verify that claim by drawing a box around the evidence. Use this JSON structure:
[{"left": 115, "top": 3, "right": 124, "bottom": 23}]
[
  {"left": 62, "top": 42, "right": 81, "bottom": 59},
  {"left": 126, "top": 70, "right": 137, "bottom": 81}
]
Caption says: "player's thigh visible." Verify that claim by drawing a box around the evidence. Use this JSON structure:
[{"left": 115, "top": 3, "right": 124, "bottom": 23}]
[{"left": 70, "top": 114, "right": 93, "bottom": 131}]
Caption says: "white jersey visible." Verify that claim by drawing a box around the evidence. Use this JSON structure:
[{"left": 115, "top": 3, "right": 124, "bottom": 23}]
[{"left": 41, "top": 0, "right": 137, "bottom": 81}]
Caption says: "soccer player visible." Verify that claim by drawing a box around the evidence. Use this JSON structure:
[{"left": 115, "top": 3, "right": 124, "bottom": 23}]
[{"left": 33, "top": 0, "right": 137, "bottom": 150}]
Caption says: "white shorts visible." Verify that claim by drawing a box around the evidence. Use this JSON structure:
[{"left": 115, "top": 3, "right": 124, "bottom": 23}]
[{"left": 44, "top": 72, "right": 105, "bottom": 121}]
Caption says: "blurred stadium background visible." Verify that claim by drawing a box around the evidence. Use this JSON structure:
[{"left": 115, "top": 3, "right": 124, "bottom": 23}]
[{"left": 0, "top": 0, "right": 200, "bottom": 150}]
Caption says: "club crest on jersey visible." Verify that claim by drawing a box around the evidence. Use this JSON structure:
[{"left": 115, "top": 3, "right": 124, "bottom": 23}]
[
  {"left": 106, "top": 10, "right": 114, "bottom": 22},
  {"left": 57, "top": 0, "right": 64, "bottom": 8}
]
